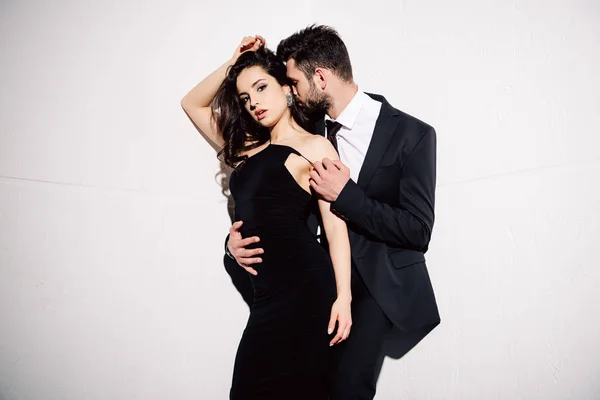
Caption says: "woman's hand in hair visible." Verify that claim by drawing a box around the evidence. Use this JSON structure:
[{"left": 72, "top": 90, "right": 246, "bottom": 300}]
[{"left": 232, "top": 35, "right": 266, "bottom": 61}]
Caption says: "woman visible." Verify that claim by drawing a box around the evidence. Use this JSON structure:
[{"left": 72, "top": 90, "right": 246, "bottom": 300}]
[{"left": 181, "top": 35, "right": 352, "bottom": 399}]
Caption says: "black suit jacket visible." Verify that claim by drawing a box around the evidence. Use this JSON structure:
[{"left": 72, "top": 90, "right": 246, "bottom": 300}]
[
  {"left": 314, "top": 93, "right": 440, "bottom": 331},
  {"left": 224, "top": 93, "right": 440, "bottom": 331}
]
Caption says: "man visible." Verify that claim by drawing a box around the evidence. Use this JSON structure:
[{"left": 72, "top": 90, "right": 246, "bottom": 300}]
[{"left": 225, "top": 25, "right": 440, "bottom": 399}]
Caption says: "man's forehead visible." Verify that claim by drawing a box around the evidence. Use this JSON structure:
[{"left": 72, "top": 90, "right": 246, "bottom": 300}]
[{"left": 285, "top": 59, "right": 300, "bottom": 76}]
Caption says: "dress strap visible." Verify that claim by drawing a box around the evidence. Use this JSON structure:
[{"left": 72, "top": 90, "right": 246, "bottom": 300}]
[{"left": 283, "top": 145, "right": 314, "bottom": 167}]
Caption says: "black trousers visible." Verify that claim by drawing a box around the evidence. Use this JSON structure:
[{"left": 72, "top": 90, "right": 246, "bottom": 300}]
[{"left": 329, "top": 266, "right": 435, "bottom": 400}]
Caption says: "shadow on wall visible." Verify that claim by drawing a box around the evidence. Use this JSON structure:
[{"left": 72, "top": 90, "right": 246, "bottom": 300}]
[{"left": 0, "top": 386, "right": 16, "bottom": 400}]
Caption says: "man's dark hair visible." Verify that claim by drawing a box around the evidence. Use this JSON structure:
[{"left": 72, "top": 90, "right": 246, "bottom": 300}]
[{"left": 277, "top": 25, "right": 353, "bottom": 82}]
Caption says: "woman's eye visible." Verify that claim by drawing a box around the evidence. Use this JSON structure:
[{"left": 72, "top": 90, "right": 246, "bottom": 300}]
[
  {"left": 257, "top": 85, "right": 267, "bottom": 92},
  {"left": 240, "top": 97, "right": 249, "bottom": 104}
]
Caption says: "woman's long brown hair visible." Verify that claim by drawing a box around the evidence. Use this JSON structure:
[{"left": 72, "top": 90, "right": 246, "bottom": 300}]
[{"left": 211, "top": 48, "right": 309, "bottom": 168}]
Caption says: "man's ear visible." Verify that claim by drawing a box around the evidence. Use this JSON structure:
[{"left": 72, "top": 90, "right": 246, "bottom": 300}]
[{"left": 314, "top": 68, "right": 328, "bottom": 90}]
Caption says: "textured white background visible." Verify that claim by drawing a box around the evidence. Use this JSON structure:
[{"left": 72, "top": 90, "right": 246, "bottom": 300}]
[{"left": 1, "top": 0, "right": 599, "bottom": 399}]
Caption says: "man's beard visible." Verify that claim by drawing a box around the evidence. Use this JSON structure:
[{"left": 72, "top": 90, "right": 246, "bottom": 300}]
[{"left": 299, "top": 84, "right": 331, "bottom": 122}]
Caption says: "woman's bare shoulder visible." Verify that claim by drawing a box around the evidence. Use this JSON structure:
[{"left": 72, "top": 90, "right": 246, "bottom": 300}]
[{"left": 298, "top": 134, "right": 338, "bottom": 162}]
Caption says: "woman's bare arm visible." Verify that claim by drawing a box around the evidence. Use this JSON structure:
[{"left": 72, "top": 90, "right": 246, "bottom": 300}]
[
  {"left": 315, "top": 138, "right": 352, "bottom": 302},
  {"left": 180, "top": 35, "right": 264, "bottom": 148},
  {"left": 310, "top": 137, "right": 352, "bottom": 345}
]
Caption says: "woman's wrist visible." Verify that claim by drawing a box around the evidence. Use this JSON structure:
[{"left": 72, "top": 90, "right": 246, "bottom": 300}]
[
  {"left": 336, "top": 290, "right": 352, "bottom": 302},
  {"left": 227, "top": 56, "right": 239, "bottom": 67}
]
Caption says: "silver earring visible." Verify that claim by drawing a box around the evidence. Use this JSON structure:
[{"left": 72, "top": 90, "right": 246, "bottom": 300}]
[{"left": 286, "top": 92, "right": 294, "bottom": 107}]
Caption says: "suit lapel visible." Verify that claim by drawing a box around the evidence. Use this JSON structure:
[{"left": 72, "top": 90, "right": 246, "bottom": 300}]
[{"left": 356, "top": 94, "right": 400, "bottom": 190}]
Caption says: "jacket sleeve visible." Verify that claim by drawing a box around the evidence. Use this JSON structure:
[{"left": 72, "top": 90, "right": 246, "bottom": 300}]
[{"left": 331, "top": 127, "right": 436, "bottom": 252}]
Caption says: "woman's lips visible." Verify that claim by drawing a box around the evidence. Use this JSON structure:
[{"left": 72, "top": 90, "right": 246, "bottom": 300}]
[{"left": 255, "top": 109, "right": 267, "bottom": 120}]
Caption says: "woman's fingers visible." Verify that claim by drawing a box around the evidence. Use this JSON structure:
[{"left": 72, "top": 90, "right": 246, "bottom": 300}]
[
  {"left": 240, "top": 35, "right": 265, "bottom": 52},
  {"left": 241, "top": 36, "right": 254, "bottom": 46},
  {"left": 332, "top": 318, "right": 352, "bottom": 345},
  {"left": 327, "top": 311, "right": 337, "bottom": 337},
  {"left": 251, "top": 37, "right": 263, "bottom": 50},
  {"left": 342, "top": 324, "right": 352, "bottom": 341},
  {"left": 255, "top": 34, "right": 266, "bottom": 46},
  {"left": 329, "top": 314, "right": 347, "bottom": 346}
]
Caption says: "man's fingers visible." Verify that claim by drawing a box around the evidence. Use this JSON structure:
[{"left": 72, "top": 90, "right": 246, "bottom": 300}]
[
  {"left": 230, "top": 221, "right": 243, "bottom": 233},
  {"left": 313, "top": 161, "right": 325, "bottom": 175},
  {"left": 309, "top": 179, "right": 321, "bottom": 196},
  {"left": 238, "top": 256, "right": 262, "bottom": 265},
  {"left": 238, "top": 236, "right": 260, "bottom": 248},
  {"left": 310, "top": 178, "right": 325, "bottom": 197},
  {"left": 331, "top": 159, "right": 344, "bottom": 170},
  {"left": 241, "top": 265, "right": 258, "bottom": 276},
  {"left": 322, "top": 158, "right": 335, "bottom": 169},
  {"left": 309, "top": 170, "right": 323, "bottom": 185},
  {"left": 324, "top": 158, "right": 344, "bottom": 173},
  {"left": 238, "top": 247, "right": 264, "bottom": 259}
]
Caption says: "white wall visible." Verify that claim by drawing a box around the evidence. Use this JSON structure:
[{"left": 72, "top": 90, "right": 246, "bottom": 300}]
[{"left": 1, "top": 1, "right": 599, "bottom": 399}]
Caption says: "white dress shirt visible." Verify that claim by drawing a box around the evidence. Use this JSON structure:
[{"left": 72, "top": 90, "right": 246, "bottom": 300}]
[
  {"left": 316, "top": 90, "right": 382, "bottom": 240},
  {"left": 325, "top": 89, "right": 382, "bottom": 183}
]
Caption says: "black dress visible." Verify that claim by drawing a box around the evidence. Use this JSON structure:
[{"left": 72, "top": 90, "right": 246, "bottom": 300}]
[{"left": 228, "top": 143, "right": 336, "bottom": 399}]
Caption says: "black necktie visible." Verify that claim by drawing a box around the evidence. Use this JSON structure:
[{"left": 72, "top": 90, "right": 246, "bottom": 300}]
[{"left": 325, "top": 120, "right": 343, "bottom": 153}]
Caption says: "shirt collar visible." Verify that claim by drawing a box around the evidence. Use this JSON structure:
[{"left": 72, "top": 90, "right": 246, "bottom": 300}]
[{"left": 324, "top": 88, "right": 366, "bottom": 130}]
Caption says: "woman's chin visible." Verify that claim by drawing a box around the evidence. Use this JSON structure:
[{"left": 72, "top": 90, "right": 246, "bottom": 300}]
[{"left": 257, "top": 116, "right": 278, "bottom": 128}]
